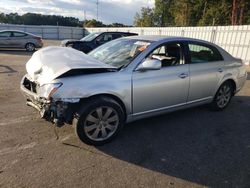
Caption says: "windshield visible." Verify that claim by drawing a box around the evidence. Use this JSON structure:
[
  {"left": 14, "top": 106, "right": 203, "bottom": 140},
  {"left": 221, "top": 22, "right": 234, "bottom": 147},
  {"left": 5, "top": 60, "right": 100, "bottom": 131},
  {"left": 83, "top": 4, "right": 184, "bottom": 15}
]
[
  {"left": 88, "top": 39, "right": 152, "bottom": 68},
  {"left": 80, "top": 32, "right": 100, "bottom": 42}
]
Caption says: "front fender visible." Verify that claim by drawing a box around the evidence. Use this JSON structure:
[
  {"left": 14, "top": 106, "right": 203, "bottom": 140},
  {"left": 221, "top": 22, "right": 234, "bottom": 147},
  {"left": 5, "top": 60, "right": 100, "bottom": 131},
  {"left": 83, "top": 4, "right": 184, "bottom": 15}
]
[{"left": 51, "top": 72, "right": 132, "bottom": 115}]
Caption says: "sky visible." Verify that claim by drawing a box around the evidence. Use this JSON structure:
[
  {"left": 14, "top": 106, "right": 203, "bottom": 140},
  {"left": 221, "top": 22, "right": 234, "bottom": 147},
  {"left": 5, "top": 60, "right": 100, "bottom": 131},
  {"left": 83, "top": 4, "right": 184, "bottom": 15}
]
[{"left": 0, "top": 0, "right": 155, "bottom": 25}]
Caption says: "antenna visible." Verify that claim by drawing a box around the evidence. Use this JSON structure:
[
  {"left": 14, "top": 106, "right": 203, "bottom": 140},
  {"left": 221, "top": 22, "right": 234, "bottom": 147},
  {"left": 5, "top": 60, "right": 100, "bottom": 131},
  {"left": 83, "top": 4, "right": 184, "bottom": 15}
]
[{"left": 96, "top": 0, "right": 99, "bottom": 21}]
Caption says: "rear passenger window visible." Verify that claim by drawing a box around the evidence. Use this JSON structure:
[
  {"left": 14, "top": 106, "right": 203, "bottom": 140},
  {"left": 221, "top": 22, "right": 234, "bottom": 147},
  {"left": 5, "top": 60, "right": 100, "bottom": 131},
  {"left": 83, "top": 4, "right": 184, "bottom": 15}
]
[
  {"left": 96, "top": 34, "right": 112, "bottom": 43},
  {"left": 13, "top": 32, "right": 27, "bottom": 37},
  {"left": 188, "top": 43, "right": 223, "bottom": 63}
]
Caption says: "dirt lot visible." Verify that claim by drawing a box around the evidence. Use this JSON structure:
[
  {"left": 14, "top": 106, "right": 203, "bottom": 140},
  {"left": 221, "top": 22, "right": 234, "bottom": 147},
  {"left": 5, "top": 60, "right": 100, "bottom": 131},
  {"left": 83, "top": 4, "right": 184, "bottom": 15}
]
[{"left": 0, "top": 40, "right": 250, "bottom": 188}]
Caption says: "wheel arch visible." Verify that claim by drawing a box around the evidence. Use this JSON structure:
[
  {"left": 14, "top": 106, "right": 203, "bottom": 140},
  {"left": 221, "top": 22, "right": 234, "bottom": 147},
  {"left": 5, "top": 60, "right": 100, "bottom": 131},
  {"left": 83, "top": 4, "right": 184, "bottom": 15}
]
[
  {"left": 225, "top": 79, "right": 236, "bottom": 94},
  {"left": 79, "top": 93, "right": 127, "bottom": 120},
  {"left": 25, "top": 42, "right": 35, "bottom": 47},
  {"left": 216, "top": 78, "right": 237, "bottom": 96}
]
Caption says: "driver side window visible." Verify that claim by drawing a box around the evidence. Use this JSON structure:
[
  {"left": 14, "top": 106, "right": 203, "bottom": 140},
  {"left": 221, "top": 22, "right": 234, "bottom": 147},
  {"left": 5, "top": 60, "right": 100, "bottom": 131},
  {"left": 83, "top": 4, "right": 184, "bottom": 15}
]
[
  {"left": 96, "top": 34, "right": 113, "bottom": 44},
  {"left": 148, "top": 42, "right": 185, "bottom": 67},
  {"left": 0, "top": 31, "right": 11, "bottom": 37}
]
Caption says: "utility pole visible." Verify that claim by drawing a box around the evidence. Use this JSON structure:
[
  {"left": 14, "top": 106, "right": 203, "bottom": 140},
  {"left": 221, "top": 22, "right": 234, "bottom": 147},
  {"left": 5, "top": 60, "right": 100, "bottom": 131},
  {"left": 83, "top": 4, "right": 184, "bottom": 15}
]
[
  {"left": 84, "top": 10, "right": 86, "bottom": 27},
  {"left": 96, "top": 0, "right": 99, "bottom": 21}
]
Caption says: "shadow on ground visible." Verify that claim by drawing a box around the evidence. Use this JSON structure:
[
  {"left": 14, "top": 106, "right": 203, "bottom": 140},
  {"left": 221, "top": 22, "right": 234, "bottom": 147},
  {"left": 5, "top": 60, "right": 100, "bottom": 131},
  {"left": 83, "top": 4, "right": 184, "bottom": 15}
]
[
  {"left": 95, "top": 96, "right": 250, "bottom": 187},
  {"left": 0, "top": 65, "right": 17, "bottom": 74},
  {"left": 0, "top": 49, "right": 35, "bottom": 56}
]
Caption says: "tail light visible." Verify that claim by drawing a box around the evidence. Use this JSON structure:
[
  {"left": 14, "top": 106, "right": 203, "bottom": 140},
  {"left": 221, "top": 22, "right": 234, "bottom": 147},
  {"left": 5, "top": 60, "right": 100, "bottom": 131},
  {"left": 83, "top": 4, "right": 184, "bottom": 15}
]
[{"left": 33, "top": 36, "right": 42, "bottom": 42}]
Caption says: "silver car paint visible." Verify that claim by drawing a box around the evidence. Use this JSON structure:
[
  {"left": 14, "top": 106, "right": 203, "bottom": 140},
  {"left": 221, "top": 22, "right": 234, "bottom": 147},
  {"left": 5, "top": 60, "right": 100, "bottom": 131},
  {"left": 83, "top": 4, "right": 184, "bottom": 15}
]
[
  {"left": 22, "top": 36, "right": 247, "bottom": 123},
  {"left": 0, "top": 30, "right": 43, "bottom": 49}
]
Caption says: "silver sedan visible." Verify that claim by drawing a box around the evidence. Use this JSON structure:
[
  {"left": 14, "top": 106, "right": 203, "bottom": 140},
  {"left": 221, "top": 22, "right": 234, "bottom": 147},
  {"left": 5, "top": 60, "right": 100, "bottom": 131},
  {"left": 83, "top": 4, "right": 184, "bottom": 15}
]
[
  {"left": 0, "top": 30, "right": 43, "bottom": 51},
  {"left": 20, "top": 36, "right": 247, "bottom": 145}
]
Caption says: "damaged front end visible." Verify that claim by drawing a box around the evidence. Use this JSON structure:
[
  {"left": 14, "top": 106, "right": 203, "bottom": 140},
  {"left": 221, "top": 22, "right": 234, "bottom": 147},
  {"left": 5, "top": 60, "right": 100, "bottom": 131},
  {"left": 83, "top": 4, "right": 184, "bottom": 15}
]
[{"left": 20, "top": 75, "right": 79, "bottom": 127}]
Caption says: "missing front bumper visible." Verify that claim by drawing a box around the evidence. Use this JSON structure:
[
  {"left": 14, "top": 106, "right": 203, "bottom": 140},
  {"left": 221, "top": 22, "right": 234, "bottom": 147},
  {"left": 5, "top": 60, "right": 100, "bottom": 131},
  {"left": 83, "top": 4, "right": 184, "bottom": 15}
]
[
  {"left": 20, "top": 76, "right": 77, "bottom": 127},
  {"left": 26, "top": 99, "right": 76, "bottom": 127}
]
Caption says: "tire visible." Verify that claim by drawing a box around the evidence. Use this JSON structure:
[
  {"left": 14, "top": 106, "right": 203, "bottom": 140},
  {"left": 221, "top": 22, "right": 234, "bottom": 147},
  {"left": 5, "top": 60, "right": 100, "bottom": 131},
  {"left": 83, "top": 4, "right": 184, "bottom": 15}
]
[
  {"left": 210, "top": 81, "right": 234, "bottom": 111},
  {"left": 73, "top": 97, "right": 125, "bottom": 145},
  {"left": 25, "top": 43, "right": 35, "bottom": 52}
]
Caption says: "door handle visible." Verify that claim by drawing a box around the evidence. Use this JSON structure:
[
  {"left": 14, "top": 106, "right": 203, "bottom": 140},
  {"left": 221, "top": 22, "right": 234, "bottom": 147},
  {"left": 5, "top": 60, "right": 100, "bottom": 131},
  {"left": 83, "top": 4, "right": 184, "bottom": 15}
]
[
  {"left": 178, "top": 73, "right": 188, "bottom": 79},
  {"left": 218, "top": 68, "right": 223, "bottom": 73}
]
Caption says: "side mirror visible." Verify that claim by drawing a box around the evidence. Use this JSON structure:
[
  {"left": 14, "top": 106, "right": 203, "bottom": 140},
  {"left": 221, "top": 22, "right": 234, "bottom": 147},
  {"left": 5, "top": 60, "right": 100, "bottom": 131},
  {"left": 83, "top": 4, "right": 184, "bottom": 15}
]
[{"left": 136, "top": 58, "right": 162, "bottom": 71}]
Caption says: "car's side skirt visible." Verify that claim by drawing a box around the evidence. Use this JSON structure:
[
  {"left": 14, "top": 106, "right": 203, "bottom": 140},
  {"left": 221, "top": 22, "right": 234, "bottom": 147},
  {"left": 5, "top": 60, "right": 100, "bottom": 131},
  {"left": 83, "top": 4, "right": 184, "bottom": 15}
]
[{"left": 127, "top": 97, "right": 213, "bottom": 123}]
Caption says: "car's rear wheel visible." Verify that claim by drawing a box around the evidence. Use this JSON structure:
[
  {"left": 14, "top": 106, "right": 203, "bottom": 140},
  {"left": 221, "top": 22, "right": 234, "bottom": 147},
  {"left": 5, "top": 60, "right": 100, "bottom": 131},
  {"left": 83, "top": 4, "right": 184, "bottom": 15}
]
[
  {"left": 211, "top": 81, "right": 234, "bottom": 111},
  {"left": 74, "top": 97, "right": 125, "bottom": 145},
  {"left": 25, "top": 43, "right": 35, "bottom": 52}
]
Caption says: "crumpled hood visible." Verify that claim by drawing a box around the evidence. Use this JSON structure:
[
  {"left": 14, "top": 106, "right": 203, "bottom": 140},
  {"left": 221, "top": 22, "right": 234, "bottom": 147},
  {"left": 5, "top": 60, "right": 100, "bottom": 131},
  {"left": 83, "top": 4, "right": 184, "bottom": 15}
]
[{"left": 26, "top": 46, "right": 115, "bottom": 85}]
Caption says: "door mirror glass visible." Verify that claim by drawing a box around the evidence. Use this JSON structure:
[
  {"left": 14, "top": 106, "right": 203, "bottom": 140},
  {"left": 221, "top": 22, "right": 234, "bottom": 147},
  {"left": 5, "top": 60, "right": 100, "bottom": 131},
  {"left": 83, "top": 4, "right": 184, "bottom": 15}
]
[{"left": 136, "top": 58, "right": 162, "bottom": 71}]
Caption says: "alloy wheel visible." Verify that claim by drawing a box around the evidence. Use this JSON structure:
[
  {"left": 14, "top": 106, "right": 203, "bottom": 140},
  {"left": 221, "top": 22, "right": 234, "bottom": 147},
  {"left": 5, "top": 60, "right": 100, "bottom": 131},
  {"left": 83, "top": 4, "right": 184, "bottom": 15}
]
[
  {"left": 83, "top": 106, "right": 119, "bottom": 141},
  {"left": 216, "top": 84, "right": 232, "bottom": 108},
  {"left": 26, "top": 43, "right": 35, "bottom": 52}
]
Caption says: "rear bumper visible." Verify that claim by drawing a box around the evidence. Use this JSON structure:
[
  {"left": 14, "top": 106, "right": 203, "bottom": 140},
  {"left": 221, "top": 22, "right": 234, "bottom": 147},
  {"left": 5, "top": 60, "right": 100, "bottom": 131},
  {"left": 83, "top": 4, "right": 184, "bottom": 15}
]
[
  {"left": 36, "top": 42, "right": 43, "bottom": 48},
  {"left": 20, "top": 76, "right": 75, "bottom": 126},
  {"left": 235, "top": 72, "right": 247, "bottom": 93}
]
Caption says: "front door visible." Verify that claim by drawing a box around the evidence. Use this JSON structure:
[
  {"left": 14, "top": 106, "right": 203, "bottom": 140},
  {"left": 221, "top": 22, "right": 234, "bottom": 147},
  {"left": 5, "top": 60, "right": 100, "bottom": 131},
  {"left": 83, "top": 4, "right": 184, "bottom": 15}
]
[
  {"left": 132, "top": 42, "right": 190, "bottom": 115},
  {"left": 0, "top": 31, "right": 12, "bottom": 48}
]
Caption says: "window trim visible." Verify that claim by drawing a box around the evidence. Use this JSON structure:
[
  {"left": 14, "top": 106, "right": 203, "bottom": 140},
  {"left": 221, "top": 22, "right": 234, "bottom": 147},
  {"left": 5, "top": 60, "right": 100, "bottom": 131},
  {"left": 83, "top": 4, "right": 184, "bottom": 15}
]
[
  {"left": 144, "top": 41, "right": 189, "bottom": 68},
  {"left": 12, "top": 31, "right": 28, "bottom": 37},
  {"left": 0, "top": 31, "right": 12, "bottom": 37},
  {"left": 94, "top": 33, "right": 113, "bottom": 44},
  {"left": 186, "top": 41, "right": 224, "bottom": 64}
]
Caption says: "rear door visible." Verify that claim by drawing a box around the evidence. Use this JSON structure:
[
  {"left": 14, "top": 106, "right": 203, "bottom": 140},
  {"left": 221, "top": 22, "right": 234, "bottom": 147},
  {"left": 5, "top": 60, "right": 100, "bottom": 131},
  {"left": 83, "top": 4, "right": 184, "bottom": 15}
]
[
  {"left": 187, "top": 42, "right": 225, "bottom": 102},
  {"left": 11, "top": 31, "right": 28, "bottom": 48},
  {"left": 0, "top": 31, "right": 12, "bottom": 47}
]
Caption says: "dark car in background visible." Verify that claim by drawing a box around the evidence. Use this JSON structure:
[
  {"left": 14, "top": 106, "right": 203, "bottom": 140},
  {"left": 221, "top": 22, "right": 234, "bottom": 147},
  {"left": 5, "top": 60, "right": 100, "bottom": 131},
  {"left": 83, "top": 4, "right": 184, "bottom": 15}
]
[
  {"left": 0, "top": 30, "right": 43, "bottom": 52},
  {"left": 61, "top": 31, "right": 138, "bottom": 53}
]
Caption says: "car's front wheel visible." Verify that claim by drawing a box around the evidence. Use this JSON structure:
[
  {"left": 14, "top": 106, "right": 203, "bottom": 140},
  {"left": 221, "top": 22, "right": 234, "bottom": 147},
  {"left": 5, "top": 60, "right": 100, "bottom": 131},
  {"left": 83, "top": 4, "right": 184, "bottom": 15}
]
[
  {"left": 211, "top": 81, "right": 234, "bottom": 111},
  {"left": 74, "top": 97, "right": 125, "bottom": 145}
]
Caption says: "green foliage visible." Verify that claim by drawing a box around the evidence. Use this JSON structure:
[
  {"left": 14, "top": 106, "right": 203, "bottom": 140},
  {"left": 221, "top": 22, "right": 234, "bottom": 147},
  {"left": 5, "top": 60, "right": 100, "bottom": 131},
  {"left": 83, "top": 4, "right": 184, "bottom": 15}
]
[
  {"left": 0, "top": 13, "right": 82, "bottom": 26},
  {"left": 84, "top": 19, "right": 129, "bottom": 27},
  {"left": 134, "top": 0, "right": 250, "bottom": 27},
  {"left": 154, "top": 0, "right": 175, "bottom": 26},
  {"left": 0, "top": 13, "right": 129, "bottom": 27},
  {"left": 84, "top": 19, "right": 105, "bottom": 27},
  {"left": 134, "top": 7, "right": 156, "bottom": 27}
]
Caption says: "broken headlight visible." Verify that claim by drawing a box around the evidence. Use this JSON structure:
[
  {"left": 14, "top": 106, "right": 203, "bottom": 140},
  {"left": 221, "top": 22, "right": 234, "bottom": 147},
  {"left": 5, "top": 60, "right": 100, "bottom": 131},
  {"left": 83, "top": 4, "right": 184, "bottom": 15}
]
[{"left": 39, "top": 83, "right": 63, "bottom": 99}]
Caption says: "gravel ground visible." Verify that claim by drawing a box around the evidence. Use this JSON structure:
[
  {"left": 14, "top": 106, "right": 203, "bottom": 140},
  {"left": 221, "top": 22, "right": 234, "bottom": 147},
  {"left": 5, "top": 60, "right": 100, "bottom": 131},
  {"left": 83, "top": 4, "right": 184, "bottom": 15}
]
[{"left": 0, "top": 40, "right": 250, "bottom": 188}]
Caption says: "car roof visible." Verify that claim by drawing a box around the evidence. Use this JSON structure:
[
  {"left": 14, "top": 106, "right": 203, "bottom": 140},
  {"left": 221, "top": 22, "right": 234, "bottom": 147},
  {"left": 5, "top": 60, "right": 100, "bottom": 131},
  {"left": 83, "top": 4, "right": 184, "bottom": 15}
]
[
  {"left": 0, "top": 30, "right": 38, "bottom": 36},
  {"left": 126, "top": 35, "right": 215, "bottom": 45},
  {"left": 100, "top": 31, "right": 137, "bottom": 34},
  {"left": 0, "top": 30, "right": 27, "bottom": 33}
]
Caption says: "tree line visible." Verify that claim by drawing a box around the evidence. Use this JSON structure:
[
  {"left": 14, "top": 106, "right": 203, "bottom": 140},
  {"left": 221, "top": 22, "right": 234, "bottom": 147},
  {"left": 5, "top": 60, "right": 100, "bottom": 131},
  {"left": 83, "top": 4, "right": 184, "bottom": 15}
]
[
  {"left": 0, "top": 13, "right": 130, "bottom": 27},
  {"left": 0, "top": 13, "right": 82, "bottom": 27},
  {"left": 134, "top": 0, "right": 250, "bottom": 27}
]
